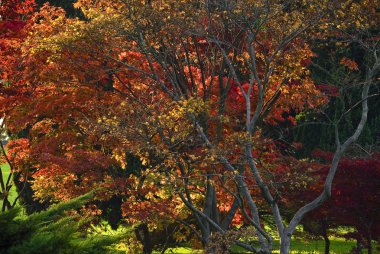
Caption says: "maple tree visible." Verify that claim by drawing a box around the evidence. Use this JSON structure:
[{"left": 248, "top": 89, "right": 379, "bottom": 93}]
[
  {"left": 304, "top": 152, "right": 380, "bottom": 254},
  {"left": 0, "top": 0, "right": 36, "bottom": 212},
  {"left": 1, "top": 0, "right": 379, "bottom": 253},
  {"left": 329, "top": 155, "right": 380, "bottom": 254}
]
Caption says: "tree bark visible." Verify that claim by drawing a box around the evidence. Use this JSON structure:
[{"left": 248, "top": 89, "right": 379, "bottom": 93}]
[
  {"left": 368, "top": 240, "right": 372, "bottom": 254},
  {"left": 135, "top": 223, "right": 153, "bottom": 254},
  {"left": 280, "top": 235, "right": 291, "bottom": 254},
  {"left": 321, "top": 220, "right": 330, "bottom": 254},
  {"left": 367, "top": 228, "right": 372, "bottom": 254},
  {"left": 356, "top": 238, "right": 363, "bottom": 254}
]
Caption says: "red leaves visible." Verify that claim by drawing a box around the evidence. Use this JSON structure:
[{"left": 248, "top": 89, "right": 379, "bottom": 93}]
[
  {"left": 328, "top": 155, "right": 380, "bottom": 239},
  {"left": 5, "top": 138, "right": 31, "bottom": 172},
  {"left": 301, "top": 152, "right": 380, "bottom": 242},
  {"left": 300, "top": 58, "right": 312, "bottom": 67},
  {"left": 1, "top": 0, "right": 372, "bottom": 240},
  {"left": 0, "top": 1, "right": 35, "bottom": 94},
  {"left": 315, "top": 84, "right": 340, "bottom": 97},
  {"left": 311, "top": 149, "right": 334, "bottom": 162},
  {"left": 0, "top": 20, "right": 26, "bottom": 36},
  {"left": 0, "top": 0, "right": 35, "bottom": 20},
  {"left": 340, "top": 57, "right": 359, "bottom": 71}
]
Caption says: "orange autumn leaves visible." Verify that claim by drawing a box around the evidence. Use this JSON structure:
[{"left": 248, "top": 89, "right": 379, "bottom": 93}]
[
  {"left": 340, "top": 57, "right": 359, "bottom": 71},
  {"left": 1, "top": 0, "right": 370, "bottom": 235},
  {"left": 3, "top": 0, "right": 321, "bottom": 208}
]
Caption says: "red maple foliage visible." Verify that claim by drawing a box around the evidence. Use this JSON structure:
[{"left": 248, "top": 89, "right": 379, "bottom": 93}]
[{"left": 302, "top": 152, "right": 380, "bottom": 253}]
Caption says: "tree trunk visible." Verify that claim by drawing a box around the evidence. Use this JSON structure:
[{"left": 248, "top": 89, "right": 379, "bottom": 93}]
[
  {"left": 279, "top": 236, "right": 291, "bottom": 254},
  {"left": 356, "top": 238, "right": 363, "bottom": 254},
  {"left": 201, "top": 229, "right": 210, "bottom": 248},
  {"left": 321, "top": 219, "right": 330, "bottom": 254},
  {"left": 368, "top": 240, "right": 372, "bottom": 254},
  {"left": 323, "top": 232, "right": 330, "bottom": 254},
  {"left": 135, "top": 223, "right": 153, "bottom": 254},
  {"left": 367, "top": 230, "right": 372, "bottom": 254}
]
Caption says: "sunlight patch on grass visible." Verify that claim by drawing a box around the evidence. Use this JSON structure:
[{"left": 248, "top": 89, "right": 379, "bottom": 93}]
[
  {"left": 0, "top": 163, "right": 18, "bottom": 208},
  {"left": 153, "top": 247, "right": 202, "bottom": 254},
  {"left": 230, "top": 238, "right": 356, "bottom": 254}
]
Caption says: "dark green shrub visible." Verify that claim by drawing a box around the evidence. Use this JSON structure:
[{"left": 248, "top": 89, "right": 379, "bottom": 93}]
[{"left": 0, "top": 193, "right": 124, "bottom": 254}]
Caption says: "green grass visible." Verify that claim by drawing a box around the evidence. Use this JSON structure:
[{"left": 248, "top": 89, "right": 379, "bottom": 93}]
[
  {"left": 155, "top": 238, "right": 356, "bottom": 254},
  {"left": 229, "top": 238, "right": 356, "bottom": 254},
  {"left": 273, "top": 238, "right": 355, "bottom": 254},
  {"left": 153, "top": 247, "right": 202, "bottom": 254},
  {"left": 0, "top": 163, "right": 18, "bottom": 208}
]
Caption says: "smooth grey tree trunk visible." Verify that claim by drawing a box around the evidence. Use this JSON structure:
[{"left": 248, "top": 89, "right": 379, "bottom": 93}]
[{"left": 279, "top": 236, "right": 291, "bottom": 254}]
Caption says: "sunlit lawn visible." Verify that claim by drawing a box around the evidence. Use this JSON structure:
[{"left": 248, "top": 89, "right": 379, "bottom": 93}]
[
  {"left": 153, "top": 247, "right": 202, "bottom": 254},
  {"left": 0, "top": 163, "right": 18, "bottom": 208},
  {"left": 270, "top": 238, "right": 355, "bottom": 254},
  {"left": 156, "top": 238, "right": 357, "bottom": 253}
]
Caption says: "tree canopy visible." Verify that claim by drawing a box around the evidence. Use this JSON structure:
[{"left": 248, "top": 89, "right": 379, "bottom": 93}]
[{"left": 0, "top": 0, "right": 379, "bottom": 253}]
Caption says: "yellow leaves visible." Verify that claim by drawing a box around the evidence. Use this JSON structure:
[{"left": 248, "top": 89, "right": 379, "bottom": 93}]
[
  {"left": 24, "top": 12, "right": 86, "bottom": 62},
  {"left": 177, "top": 97, "right": 209, "bottom": 117},
  {"left": 328, "top": 0, "right": 379, "bottom": 31},
  {"left": 173, "top": 231, "right": 187, "bottom": 242},
  {"left": 97, "top": 115, "right": 119, "bottom": 127},
  {"left": 141, "top": 157, "right": 149, "bottom": 166},
  {"left": 155, "top": 97, "right": 209, "bottom": 145},
  {"left": 226, "top": 131, "right": 252, "bottom": 146},
  {"left": 112, "top": 149, "right": 127, "bottom": 169}
]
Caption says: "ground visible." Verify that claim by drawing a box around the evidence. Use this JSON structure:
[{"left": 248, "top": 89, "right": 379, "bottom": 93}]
[{"left": 155, "top": 238, "right": 357, "bottom": 253}]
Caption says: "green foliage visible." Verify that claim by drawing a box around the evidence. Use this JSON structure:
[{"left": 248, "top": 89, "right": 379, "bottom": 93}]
[
  {"left": 294, "top": 42, "right": 380, "bottom": 157},
  {"left": 0, "top": 193, "right": 125, "bottom": 254}
]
